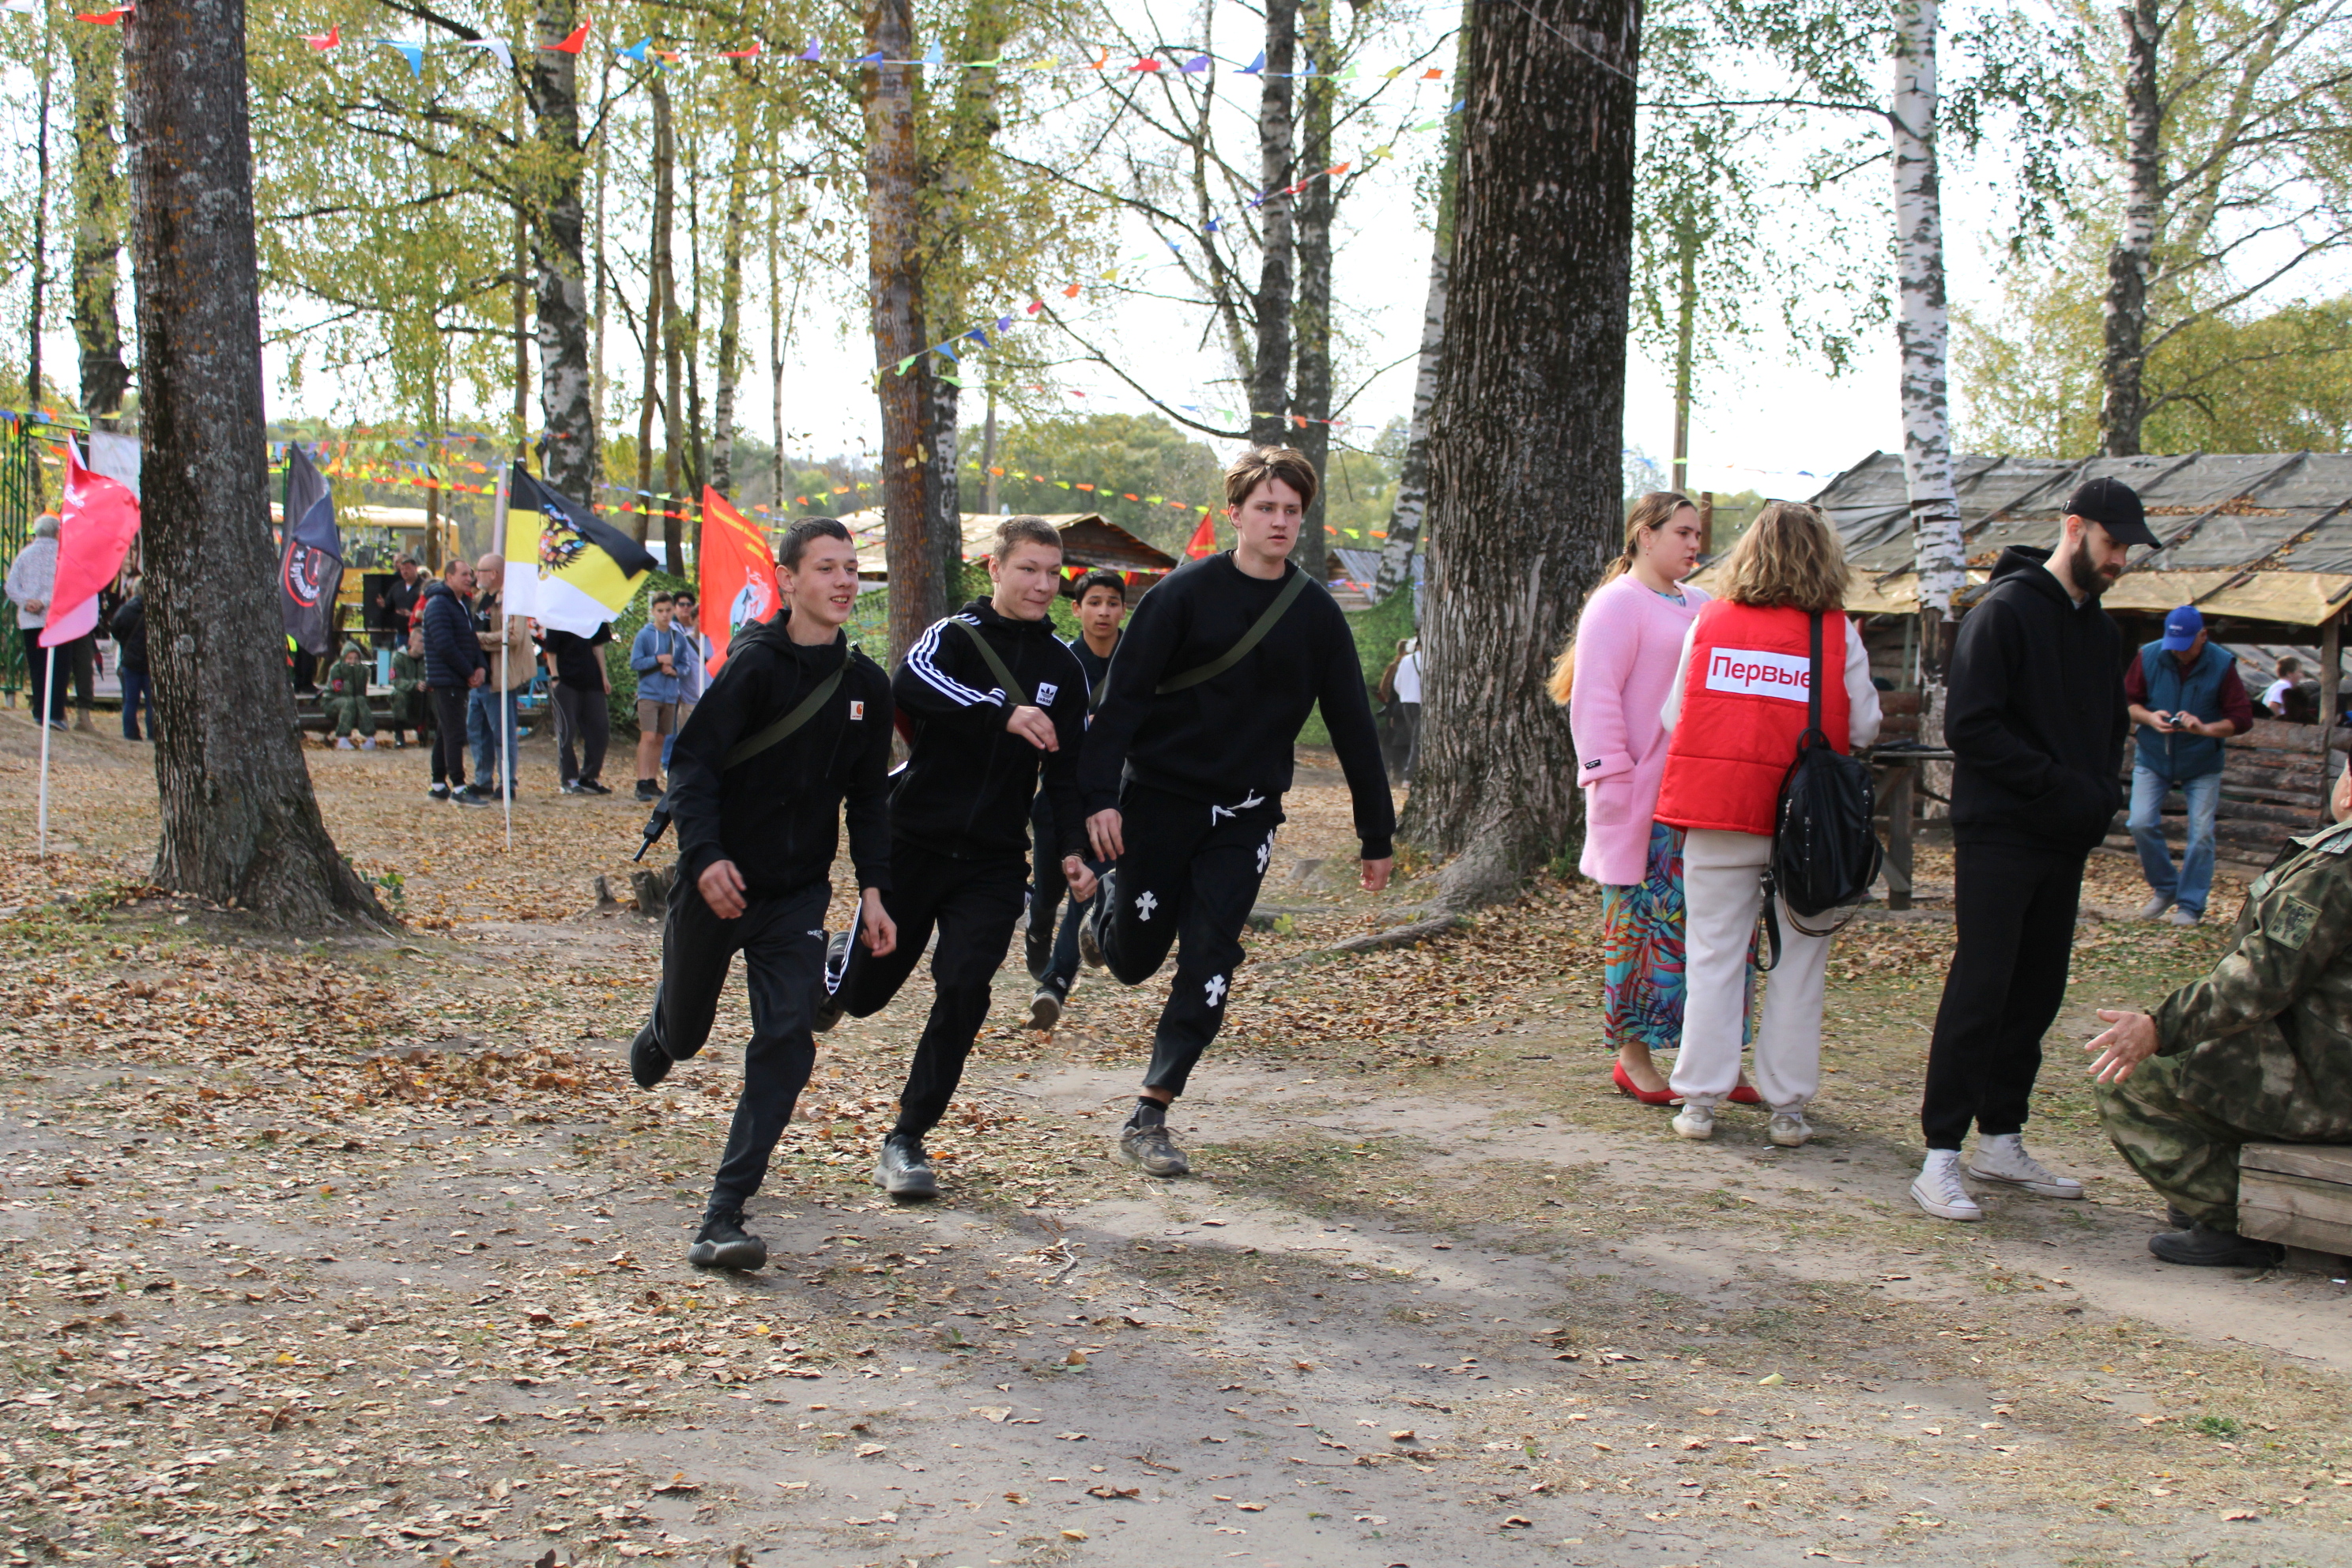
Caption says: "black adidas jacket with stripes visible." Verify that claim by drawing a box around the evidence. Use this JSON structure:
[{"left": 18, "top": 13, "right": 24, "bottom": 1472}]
[{"left": 893, "top": 598, "right": 1090, "bottom": 862}]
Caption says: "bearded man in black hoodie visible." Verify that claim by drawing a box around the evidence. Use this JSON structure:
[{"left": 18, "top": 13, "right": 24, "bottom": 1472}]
[
  {"left": 821, "top": 515, "right": 1095, "bottom": 1201},
  {"left": 1911, "top": 477, "right": 2158, "bottom": 1224},
  {"left": 627, "top": 517, "right": 899, "bottom": 1271}
]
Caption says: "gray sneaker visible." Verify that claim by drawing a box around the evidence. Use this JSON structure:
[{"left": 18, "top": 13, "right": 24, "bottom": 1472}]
[
  {"left": 2164, "top": 905, "right": 2202, "bottom": 926},
  {"left": 1117, "top": 1119, "right": 1189, "bottom": 1178},
  {"left": 2135, "top": 892, "right": 2173, "bottom": 920},
  {"left": 873, "top": 1137, "right": 938, "bottom": 1201},
  {"left": 1028, "top": 986, "right": 1063, "bottom": 1032}
]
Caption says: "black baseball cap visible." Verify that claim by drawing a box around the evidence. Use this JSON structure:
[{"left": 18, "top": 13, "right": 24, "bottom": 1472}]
[{"left": 2065, "top": 476, "right": 2158, "bottom": 547}]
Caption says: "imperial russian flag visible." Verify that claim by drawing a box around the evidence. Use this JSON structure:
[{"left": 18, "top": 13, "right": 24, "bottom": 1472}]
[{"left": 501, "top": 466, "right": 657, "bottom": 636}]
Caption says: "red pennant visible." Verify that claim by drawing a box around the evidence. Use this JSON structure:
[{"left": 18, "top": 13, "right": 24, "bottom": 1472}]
[
  {"left": 304, "top": 21, "right": 340, "bottom": 48},
  {"left": 1185, "top": 511, "right": 1217, "bottom": 560},
  {"left": 544, "top": 20, "right": 590, "bottom": 52}
]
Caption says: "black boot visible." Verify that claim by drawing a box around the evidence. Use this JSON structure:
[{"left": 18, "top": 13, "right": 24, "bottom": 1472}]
[
  {"left": 687, "top": 1210, "right": 767, "bottom": 1271},
  {"left": 2148, "top": 1223, "right": 2284, "bottom": 1268},
  {"left": 628, "top": 997, "right": 672, "bottom": 1089}
]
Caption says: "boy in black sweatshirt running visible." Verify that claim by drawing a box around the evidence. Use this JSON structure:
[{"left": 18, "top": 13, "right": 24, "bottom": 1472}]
[
  {"left": 1079, "top": 447, "right": 1395, "bottom": 1177},
  {"left": 626, "top": 518, "right": 900, "bottom": 1272},
  {"left": 825, "top": 516, "right": 1096, "bottom": 1200}
]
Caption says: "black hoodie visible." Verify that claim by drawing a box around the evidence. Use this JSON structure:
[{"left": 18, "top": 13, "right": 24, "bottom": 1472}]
[
  {"left": 1945, "top": 545, "right": 2130, "bottom": 851},
  {"left": 891, "top": 599, "right": 1089, "bottom": 861},
  {"left": 664, "top": 612, "right": 895, "bottom": 899}
]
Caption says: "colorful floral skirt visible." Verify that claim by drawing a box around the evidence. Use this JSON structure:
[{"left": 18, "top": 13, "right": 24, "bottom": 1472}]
[{"left": 1599, "top": 823, "right": 1752, "bottom": 1053}]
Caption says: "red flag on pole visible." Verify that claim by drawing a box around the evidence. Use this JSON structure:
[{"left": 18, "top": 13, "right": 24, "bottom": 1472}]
[
  {"left": 698, "top": 485, "right": 782, "bottom": 675},
  {"left": 1184, "top": 510, "right": 1218, "bottom": 560},
  {"left": 42, "top": 447, "right": 141, "bottom": 649}
]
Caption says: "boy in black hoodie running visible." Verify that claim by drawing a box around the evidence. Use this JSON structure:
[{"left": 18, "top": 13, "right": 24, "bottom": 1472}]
[
  {"left": 1079, "top": 447, "right": 1395, "bottom": 1178},
  {"left": 627, "top": 518, "right": 900, "bottom": 1271},
  {"left": 825, "top": 516, "right": 1095, "bottom": 1200}
]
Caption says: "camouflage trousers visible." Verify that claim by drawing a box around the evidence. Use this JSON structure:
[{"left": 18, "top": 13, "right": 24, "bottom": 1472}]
[
  {"left": 2096, "top": 1054, "right": 2273, "bottom": 1231},
  {"left": 322, "top": 695, "right": 375, "bottom": 738}
]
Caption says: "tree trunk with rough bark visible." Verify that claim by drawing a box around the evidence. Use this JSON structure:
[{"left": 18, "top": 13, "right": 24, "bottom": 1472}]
[
  {"left": 632, "top": 74, "right": 669, "bottom": 548},
  {"left": 1891, "top": 0, "right": 1963, "bottom": 734},
  {"left": 66, "top": 19, "right": 130, "bottom": 417},
  {"left": 2101, "top": 0, "right": 2162, "bottom": 458},
  {"left": 1289, "top": 0, "right": 1335, "bottom": 586},
  {"left": 652, "top": 73, "right": 685, "bottom": 574},
  {"left": 121, "top": 0, "right": 386, "bottom": 926},
  {"left": 530, "top": 0, "right": 597, "bottom": 503},
  {"left": 1248, "top": 0, "right": 1298, "bottom": 450},
  {"left": 1670, "top": 223, "right": 1698, "bottom": 495},
  {"left": 1374, "top": 3, "right": 1474, "bottom": 605},
  {"left": 1400, "top": 0, "right": 1639, "bottom": 909},
  {"left": 865, "top": 0, "right": 944, "bottom": 668},
  {"left": 710, "top": 104, "right": 750, "bottom": 498},
  {"left": 28, "top": 20, "right": 51, "bottom": 442}
]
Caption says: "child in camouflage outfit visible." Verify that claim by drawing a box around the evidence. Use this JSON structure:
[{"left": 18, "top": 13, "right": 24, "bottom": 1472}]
[
  {"left": 389, "top": 624, "right": 429, "bottom": 750},
  {"left": 323, "top": 642, "right": 378, "bottom": 749}
]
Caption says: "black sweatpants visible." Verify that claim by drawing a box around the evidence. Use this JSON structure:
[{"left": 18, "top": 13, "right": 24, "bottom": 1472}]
[
  {"left": 429, "top": 686, "right": 470, "bottom": 787},
  {"left": 1920, "top": 840, "right": 2088, "bottom": 1150},
  {"left": 834, "top": 841, "right": 1027, "bottom": 1140},
  {"left": 1097, "top": 782, "right": 1282, "bottom": 1099},
  {"left": 552, "top": 680, "right": 610, "bottom": 786},
  {"left": 643, "top": 874, "right": 830, "bottom": 1216}
]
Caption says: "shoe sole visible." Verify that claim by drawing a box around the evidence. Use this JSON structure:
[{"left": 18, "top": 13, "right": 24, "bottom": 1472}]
[
  {"left": 1672, "top": 1120, "right": 1714, "bottom": 1140},
  {"left": 2147, "top": 1235, "right": 2281, "bottom": 1268},
  {"left": 874, "top": 1167, "right": 939, "bottom": 1201},
  {"left": 1768, "top": 1130, "right": 1811, "bottom": 1148},
  {"left": 687, "top": 1242, "right": 768, "bottom": 1270},
  {"left": 1029, "top": 992, "right": 1062, "bottom": 1031},
  {"left": 1965, "top": 1166, "right": 2083, "bottom": 1199},
  {"left": 1909, "top": 1180, "right": 1984, "bottom": 1221}
]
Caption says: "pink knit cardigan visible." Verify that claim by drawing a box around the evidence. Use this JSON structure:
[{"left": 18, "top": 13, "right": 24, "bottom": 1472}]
[{"left": 1566, "top": 573, "right": 1711, "bottom": 886}]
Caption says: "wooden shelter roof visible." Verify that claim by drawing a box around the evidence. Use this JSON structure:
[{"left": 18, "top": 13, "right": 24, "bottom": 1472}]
[{"left": 835, "top": 511, "right": 1179, "bottom": 580}]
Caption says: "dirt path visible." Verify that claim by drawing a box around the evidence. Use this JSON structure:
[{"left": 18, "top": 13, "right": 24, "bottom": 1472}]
[{"left": 0, "top": 717, "right": 2347, "bottom": 1567}]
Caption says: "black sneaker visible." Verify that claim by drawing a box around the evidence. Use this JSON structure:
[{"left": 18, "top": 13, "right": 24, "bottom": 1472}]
[
  {"left": 1077, "top": 876, "right": 1112, "bottom": 971},
  {"left": 453, "top": 784, "right": 493, "bottom": 807},
  {"left": 812, "top": 932, "right": 851, "bottom": 1033},
  {"left": 1117, "top": 1118, "right": 1189, "bottom": 1178},
  {"left": 874, "top": 1136, "right": 938, "bottom": 1201},
  {"left": 635, "top": 780, "right": 662, "bottom": 801},
  {"left": 687, "top": 1212, "right": 767, "bottom": 1271},
  {"left": 1023, "top": 914, "right": 1054, "bottom": 982},
  {"left": 628, "top": 1015, "right": 672, "bottom": 1089},
  {"left": 1028, "top": 986, "right": 1063, "bottom": 1033},
  {"left": 579, "top": 779, "right": 613, "bottom": 795},
  {"left": 561, "top": 780, "right": 586, "bottom": 796},
  {"left": 428, "top": 781, "right": 450, "bottom": 801},
  {"left": 2148, "top": 1223, "right": 2284, "bottom": 1268}
]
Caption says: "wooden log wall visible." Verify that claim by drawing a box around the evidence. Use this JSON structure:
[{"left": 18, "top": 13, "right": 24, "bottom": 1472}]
[{"left": 2121, "top": 716, "right": 2349, "bottom": 861}]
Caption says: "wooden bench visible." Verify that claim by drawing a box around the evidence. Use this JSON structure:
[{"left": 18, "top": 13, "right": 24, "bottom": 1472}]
[{"left": 2238, "top": 1144, "right": 2352, "bottom": 1268}]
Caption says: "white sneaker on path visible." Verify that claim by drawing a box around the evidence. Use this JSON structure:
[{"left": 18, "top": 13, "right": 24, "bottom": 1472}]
[
  {"left": 1966, "top": 1133, "right": 2084, "bottom": 1198},
  {"left": 1911, "top": 1150, "right": 1983, "bottom": 1221},
  {"left": 1767, "top": 1108, "right": 1811, "bottom": 1148},
  {"left": 1672, "top": 1102, "right": 1716, "bottom": 1140}
]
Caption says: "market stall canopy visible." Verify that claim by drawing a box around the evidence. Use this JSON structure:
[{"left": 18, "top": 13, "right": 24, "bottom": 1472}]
[
  {"left": 1691, "top": 450, "right": 2352, "bottom": 629},
  {"left": 835, "top": 510, "right": 1179, "bottom": 581}
]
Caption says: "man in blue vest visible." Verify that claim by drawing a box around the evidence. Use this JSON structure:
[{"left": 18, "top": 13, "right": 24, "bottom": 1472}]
[{"left": 2124, "top": 605, "right": 2253, "bottom": 926}]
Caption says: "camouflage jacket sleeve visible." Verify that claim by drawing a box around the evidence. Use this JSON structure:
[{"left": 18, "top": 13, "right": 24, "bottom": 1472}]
[{"left": 2150, "top": 824, "right": 2352, "bottom": 1055}]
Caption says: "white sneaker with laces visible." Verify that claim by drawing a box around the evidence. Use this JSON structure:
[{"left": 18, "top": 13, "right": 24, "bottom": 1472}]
[
  {"left": 2135, "top": 892, "right": 2173, "bottom": 920},
  {"left": 1672, "top": 1101, "right": 1717, "bottom": 1140},
  {"left": 1911, "top": 1150, "right": 1983, "bottom": 1221},
  {"left": 1767, "top": 1108, "right": 1812, "bottom": 1148},
  {"left": 1966, "top": 1133, "right": 2084, "bottom": 1198},
  {"left": 2164, "top": 906, "right": 2202, "bottom": 926}
]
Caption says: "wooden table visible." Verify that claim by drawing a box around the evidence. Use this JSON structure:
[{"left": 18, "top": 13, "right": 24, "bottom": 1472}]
[{"left": 1865, "top": 745, "right": 1953, "bottom": 912}]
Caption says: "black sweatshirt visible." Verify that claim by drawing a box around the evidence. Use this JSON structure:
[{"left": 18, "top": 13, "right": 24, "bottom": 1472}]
[
  {"left": 664, "top": 612, "right": 895, "bottom": 899},
  {"left": 1945, "top": 546, "right": 2130, "bottom": 852},
  {"left": 893, "top": 599, "right": 1089, "bottom": 861},
  {"left": 1079, "top": 552, "right": 1396, "bottom": 860}
]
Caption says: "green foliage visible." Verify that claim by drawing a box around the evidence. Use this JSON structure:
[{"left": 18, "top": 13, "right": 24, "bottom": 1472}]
[
  {"left": 1298, "top": 580, "right": 1419, "bottom": 748},
  {"left": 982, "top": 413, "right": 1225, "bottom": 556},
  {"left": 2191, "top": 1414, "right": 2243, "bottom": 1439}
]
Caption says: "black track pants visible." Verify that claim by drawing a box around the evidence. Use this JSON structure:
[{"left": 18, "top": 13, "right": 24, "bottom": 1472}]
[
  {"left": 644, "top": 875, "right": 830, "bottom": 1216},
  {"left": 1920, "top": 841, "right": 2087, "bottom": 1150},
  {"left": 429, "top": 686, "right": 470, "bottom": 787},
  {"left": 834, "top": 842, "right": 1027, "bottom": 1140},
  {"left": 1097, "top": 782, "right": 1283, "bottom": 1099}
]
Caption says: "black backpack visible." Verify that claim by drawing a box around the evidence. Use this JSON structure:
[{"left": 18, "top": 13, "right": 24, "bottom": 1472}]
[{"left": 1760, "top": 611, "right": 1883, "bottom": 967}]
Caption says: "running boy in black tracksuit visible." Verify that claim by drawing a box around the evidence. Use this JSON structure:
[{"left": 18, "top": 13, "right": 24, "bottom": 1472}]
[
  {"left": 627, "top": 518, "right": 900, "bottom": 1271},
  {"left": 825, "top": 516, "right": 1095, "bottom": 1200},
  {"left": 1025, "top": 567, "right": 1129, "bottom": 1031},
  {"left": 1078, "top": 447, "right": 1396, "bottom": 1178}
]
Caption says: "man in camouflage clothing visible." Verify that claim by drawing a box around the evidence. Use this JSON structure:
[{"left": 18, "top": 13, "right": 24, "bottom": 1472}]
[{"left": 2086, "top": 792, "right": 2352, "bottom": 1268}]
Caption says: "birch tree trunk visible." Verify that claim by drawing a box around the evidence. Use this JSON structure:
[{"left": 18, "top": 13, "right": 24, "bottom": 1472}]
[
  {"left": 2101, "top": 0, "right": 2162, "bottom": 458},
  {"left": 1401, "top": 0, "right": 1639, "bottom": 907},
  {"left": 653, "top": 75, "right": 686, "bottom": 573},
  {"left": 1373, "top": 2, "right": 1474, "bottom": 605},
  {"left": 709, "top": 104, "right": 749, "bottom": 497},
  {"left": 530, "top": 0, "right": 597, "bottom": 502},
  {"left": 28, "top": 18, "right": 50, "bottom": 453},
  {"left": 1670, "top": 224, "right": 1698, "bottom": 496},
  {"left": 121, "top": 0, "right": 385, "bottom": 926},
  {"left": 1891, "top": 0, "right": 1964, "bottom": 726},
  {"left": 863, "top": 0, "right": 944, "bottom": 667},
  {"left": 1247, "top": 0, "right": 1298, "bottom": 450},
  {"left": 66, "top": 18, "right": 130, "bottom": 417},
  {"left": 632, "top": 73, "right": 670, "bottom": 548},
  {"left": 1289, "top": 0, "right": 1335, "bottom": 587}
]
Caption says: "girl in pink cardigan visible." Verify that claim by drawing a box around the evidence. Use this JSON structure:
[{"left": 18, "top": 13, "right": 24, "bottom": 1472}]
[{"left": 1554, "top": 493, "right": 1756, "bottom": 1105}]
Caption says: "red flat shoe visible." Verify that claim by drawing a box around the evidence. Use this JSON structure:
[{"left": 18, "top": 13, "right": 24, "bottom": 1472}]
[
  {"left": 1728, "top": 1083, "right": 1763, "bottom": 1106},
  {"left": 1612, "top": 1061, "right": 1683, "bottom": 1106}
]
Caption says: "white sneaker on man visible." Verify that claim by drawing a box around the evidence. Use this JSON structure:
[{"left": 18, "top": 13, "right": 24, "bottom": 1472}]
[
  {"left": 1910, "top": 1150, "right": 1983, "bottom": 1221},
  {"left": 1766, "top": 1108, "right": 1812, "bottom": 1148},
  {"left": 1966, "top": 1133, "right": 2084, "bottom": 1198},
  {"left": 2164, "top": 906, "right": 2202, "bottom": 926},
  {"left": 2134, "top": 893, "right": 2173, "bottom": 920},
  {"left": 1671, "top": 1101, "right": 1717, "bottom": 1140}
]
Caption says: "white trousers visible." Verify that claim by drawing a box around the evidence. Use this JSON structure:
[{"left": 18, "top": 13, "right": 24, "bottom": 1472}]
[{"left": 1668, "top": 828, "right": 1826, "bottom": 1111}]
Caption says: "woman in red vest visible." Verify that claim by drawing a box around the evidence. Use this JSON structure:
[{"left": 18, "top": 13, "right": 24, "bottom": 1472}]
[{"left": 1653, "top": 502, "right": 1881, "bottom": 1148}]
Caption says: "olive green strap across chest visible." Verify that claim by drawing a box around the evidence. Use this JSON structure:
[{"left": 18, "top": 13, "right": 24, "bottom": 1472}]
[
  {"left": 950, "top": 619, "right": 1031, "bottom": 707},
  {"left": 724, "top": 667, "right": 843, "bottom": 770},
  {"left": 1155, "top": 568, "right": 1310, "bottom": 694}
]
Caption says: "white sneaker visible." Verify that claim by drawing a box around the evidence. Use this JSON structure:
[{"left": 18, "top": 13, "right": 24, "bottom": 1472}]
[
  {"left": 334, "top": 737, "right": 354, "bottom": 750},
  {"left": 1672, "top": 1102, "right": 1717, "bottom": 1140},
  {"left": 1767, "top": 1108, "right": 1811, "bottom": 1148},
  {"left": 360, "top": 737, "right": 378, "bottom": 751},
  {"left": 2135, "top": 893, "right": 2173, "bottom": 920},
  {"left": 1966, "top": 1133, "right": 2084, "bottom": 1199},
  {"left": 2164, "top": 906, "right": 2201, "bottom": 926},
  {"left": 1911, "top": 1151, "right": 1983, "bottom": 1221}
]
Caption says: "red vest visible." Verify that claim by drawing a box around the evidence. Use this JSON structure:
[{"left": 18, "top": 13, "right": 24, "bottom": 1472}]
[{"left": 1653, "top": 600, "right": 1853, "bottom": 837}]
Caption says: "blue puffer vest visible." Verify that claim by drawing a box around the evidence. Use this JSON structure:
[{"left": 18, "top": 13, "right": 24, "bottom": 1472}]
[{"left": 2135, "top": 640, "right": 2233, "bottom": 782}]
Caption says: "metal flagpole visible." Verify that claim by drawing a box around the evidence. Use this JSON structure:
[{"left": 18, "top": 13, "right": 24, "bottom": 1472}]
[
  {"left": 499, "top": 614, "right": 511, "bottom": 851},
  {"left": 36, "top": 645, "right": 55, "bottom": 857}
]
